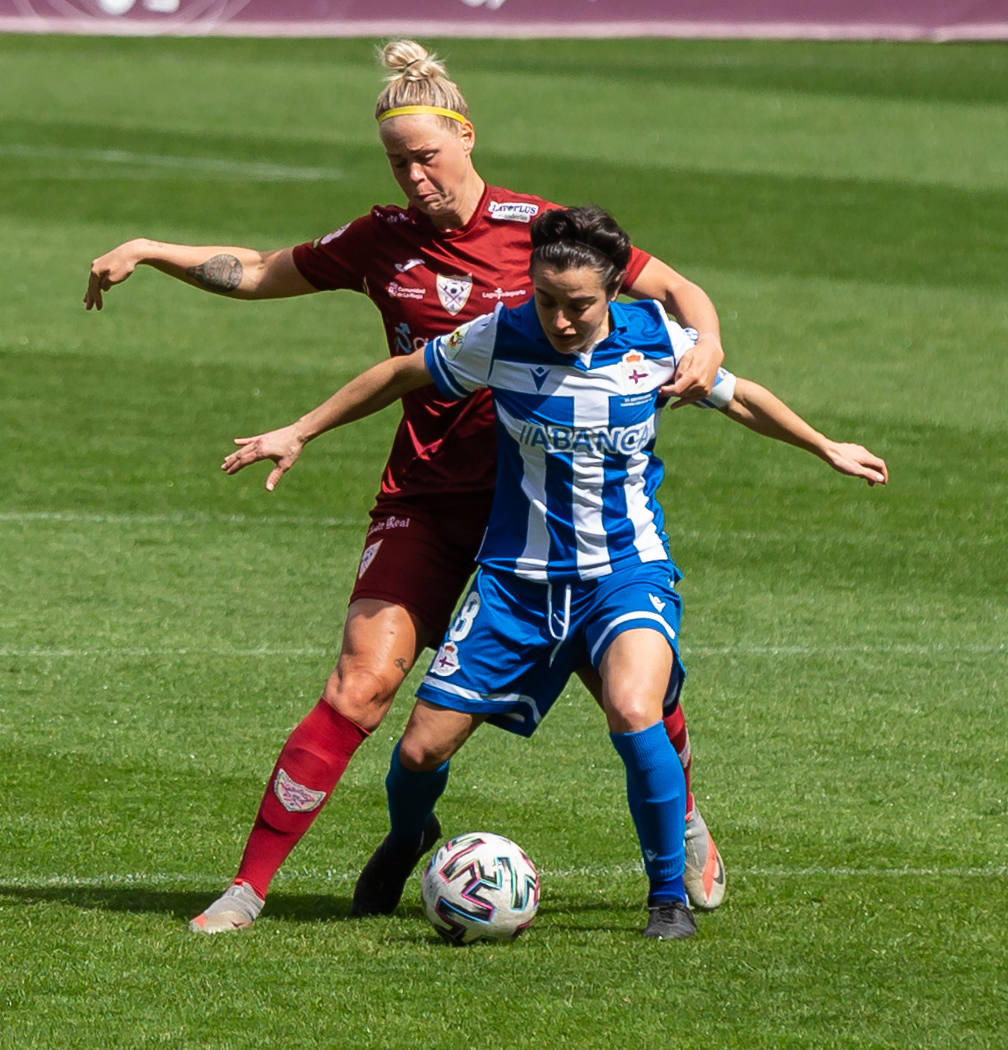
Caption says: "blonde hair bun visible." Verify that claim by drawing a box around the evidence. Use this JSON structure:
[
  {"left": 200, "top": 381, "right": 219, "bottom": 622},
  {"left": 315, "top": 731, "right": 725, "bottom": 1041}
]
[
  {"left": 375, "top": 39, "right": 469, "bottom": 123},
  {"left": 379, "top": 40, "right": 449, "bottom": 83}
]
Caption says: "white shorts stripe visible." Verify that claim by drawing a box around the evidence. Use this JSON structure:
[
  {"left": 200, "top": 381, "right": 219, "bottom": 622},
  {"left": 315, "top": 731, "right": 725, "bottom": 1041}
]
[
  {"left": 589, "top": 610, "right": 677, "bottom": 665},
  {"left": 419, "top": 675, "right": 545, "bottom": 727}
]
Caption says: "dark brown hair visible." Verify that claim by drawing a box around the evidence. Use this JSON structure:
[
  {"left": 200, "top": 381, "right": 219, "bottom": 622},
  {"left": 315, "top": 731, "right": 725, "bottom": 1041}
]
[{"left": 530, "top": 206, "right": 631, "bottom": 296}]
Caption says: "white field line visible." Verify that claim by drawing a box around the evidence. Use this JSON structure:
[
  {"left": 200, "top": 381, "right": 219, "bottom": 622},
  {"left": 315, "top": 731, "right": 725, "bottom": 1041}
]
[
  {"left": 11, "top": 508, "right": 995, "bottom": 553},
  {"left": 0, "top": 646, "right": 334, "bottom": 658},
  {"left": 0, "top": 643, "right": 1002, "bottom": 659},
  {"left": 0, "top": 510, "right": 359, "bottom": 528},
  {"left": 0, "top": 143, "right": 341, "bottom": 182},
  {"left": 1, "top": 864, "right": 1004, "bottom": 892},
  {"left": 0, "top": 507, "right": 945, "bottom": 551}
]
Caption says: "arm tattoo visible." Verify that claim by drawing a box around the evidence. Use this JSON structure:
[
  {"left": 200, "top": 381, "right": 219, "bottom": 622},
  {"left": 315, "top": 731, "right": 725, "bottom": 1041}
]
[
  {"left": 186, "top": 254, "right": 243, "bottom": 292},
  {"left": 394, "top": 658, "right": 408, "bottom": 675}
]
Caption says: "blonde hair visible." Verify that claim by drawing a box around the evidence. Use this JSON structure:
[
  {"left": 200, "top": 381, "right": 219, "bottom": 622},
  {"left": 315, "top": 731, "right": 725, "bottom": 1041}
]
[{"left": 374, "top": 40, "right": 470, "bottom": 128}]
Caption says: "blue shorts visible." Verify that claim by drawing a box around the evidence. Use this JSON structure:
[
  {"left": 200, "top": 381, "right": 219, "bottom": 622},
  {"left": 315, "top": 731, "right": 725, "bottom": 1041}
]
[{"left": 416, "top": 563, "right": 686, "bottom": 737}]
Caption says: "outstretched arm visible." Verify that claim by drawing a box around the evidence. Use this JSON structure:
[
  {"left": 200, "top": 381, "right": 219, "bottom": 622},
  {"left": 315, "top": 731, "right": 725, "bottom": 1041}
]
[
  {"left": 221, "top": 351, "right": 434, "bottom": 491},
  {"left": 721, "top": 377, "right": 889, "bottom": 487},
  {"left": 624, "top": 256, "right": 724, "bottom": 406},
  {"left": 83, "top": 239, "right": 315, "bottom": 309}
]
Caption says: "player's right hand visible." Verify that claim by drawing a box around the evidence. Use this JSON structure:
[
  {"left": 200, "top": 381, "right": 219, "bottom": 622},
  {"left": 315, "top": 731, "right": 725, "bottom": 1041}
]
[
  {"left": 83, "top": 241, "right": 143, "bottom": 310},
  {"left": 221, "top": 424, "right": 305, "bottom": 492}
]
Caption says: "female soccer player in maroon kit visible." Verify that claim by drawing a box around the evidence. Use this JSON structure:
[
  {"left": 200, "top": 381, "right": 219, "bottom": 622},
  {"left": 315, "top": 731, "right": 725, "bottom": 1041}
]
[{"left": 84, "top": 40, "right": 726, "bottom": 932}]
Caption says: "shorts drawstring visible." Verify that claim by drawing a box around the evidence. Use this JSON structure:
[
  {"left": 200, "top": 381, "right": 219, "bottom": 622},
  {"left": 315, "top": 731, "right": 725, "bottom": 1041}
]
[{"left": 546, "top": 581, "right": 572, "bottom": 666}]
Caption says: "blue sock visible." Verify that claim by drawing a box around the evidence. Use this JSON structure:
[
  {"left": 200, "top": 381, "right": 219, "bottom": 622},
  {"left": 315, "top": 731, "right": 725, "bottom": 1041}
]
[
  {"left": 610, "top": 721, "right": 687, "bottom": 905},
  {"left": 384, "top": 739, "right": 450, "bottom": 848}
]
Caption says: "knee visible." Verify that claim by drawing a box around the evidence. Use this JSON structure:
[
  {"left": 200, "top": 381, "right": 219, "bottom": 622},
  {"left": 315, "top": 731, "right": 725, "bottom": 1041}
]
[
  {"left": 604, "top": 694, "right": 662, "bottom": 735},
  {"left": 396, "top": 733, "right": 451, "bottom": 772},
  {"left": 322, "top": 664, "right": 397, "bottom": 731}
]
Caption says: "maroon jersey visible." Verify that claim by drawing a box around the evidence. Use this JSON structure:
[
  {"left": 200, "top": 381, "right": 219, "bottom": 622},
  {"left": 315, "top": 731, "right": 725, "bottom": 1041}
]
[{"left": 292, "top": 183, "right": 651, "bottom": 507}]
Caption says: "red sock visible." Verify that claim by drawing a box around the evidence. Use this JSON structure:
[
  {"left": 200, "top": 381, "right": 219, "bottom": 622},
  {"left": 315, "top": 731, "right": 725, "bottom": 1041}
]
[
  {"left": 662, "top": 703, "right": 694, "bottom": 817},
  {"left": 235, "top": 698, "right": 368, "bottom": 898}
]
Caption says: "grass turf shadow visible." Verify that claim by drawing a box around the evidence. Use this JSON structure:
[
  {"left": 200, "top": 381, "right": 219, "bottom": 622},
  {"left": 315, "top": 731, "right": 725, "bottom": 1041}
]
[{"left": 0, "top": 883, "right": 351, "bottom": 924}]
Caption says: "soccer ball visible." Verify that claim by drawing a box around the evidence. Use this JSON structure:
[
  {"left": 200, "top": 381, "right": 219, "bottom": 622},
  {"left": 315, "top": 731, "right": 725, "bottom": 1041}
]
[{"left": 420, "top": 831, "right": 540, "bottom": 945}]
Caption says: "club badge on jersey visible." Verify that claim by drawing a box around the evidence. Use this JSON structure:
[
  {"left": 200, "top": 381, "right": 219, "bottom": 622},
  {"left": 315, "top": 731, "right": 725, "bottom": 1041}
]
[
  {"left": 436, "top": 274, "right": 473, "bottom": 315},
  {"left": 620, "top": 350, "right": 654, "bottom": 393}
]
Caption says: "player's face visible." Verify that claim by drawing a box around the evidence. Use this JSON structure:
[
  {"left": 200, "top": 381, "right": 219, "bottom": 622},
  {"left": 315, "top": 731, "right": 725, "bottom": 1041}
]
[
  {"left": 531, "top": 263, "right": 614, "bottom": 355},
  {"left": 380, "top": 115, "right": 477, "bottom": 227}
]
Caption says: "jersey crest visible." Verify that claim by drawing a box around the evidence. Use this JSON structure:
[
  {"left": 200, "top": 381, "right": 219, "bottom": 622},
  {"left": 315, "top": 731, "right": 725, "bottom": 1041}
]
[
  {"left": 436, "top": 274, "right": 473, "bottom": 316},
  {"left": 620, "top": 350, "right": 653, "bottom": 392}
]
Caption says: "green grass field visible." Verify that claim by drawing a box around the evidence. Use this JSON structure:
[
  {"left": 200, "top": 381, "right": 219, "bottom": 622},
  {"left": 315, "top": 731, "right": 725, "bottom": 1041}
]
[{"left": 1, "top": 32, "right": 1006, "bottom": 1050}]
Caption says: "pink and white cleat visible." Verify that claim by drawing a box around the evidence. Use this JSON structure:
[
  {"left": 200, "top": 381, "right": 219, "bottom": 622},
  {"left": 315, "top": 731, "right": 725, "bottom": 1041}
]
[
  {"left": 683, "top": 805, "right": 726, "bottom": 911},
  {"left": 188, "top": 879, "right": 265, "bottom": 933}
]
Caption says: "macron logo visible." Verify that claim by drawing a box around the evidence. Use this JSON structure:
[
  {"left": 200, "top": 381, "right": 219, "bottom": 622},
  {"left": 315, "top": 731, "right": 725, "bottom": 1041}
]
[{"left": 530, "top": 366, "right": 550, "bottom": 391}]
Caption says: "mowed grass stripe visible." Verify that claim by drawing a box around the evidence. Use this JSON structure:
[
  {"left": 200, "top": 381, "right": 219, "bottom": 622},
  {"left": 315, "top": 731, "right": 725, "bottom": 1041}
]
[
  {"left": 0, "top": 143, "right": 343, "bottom": 182},
  {"left": 5, "top": 134, "right": 1005, "bottom": 291},
  {"left": 2, "top": 863, "right": 1004, "bottom": 891}
]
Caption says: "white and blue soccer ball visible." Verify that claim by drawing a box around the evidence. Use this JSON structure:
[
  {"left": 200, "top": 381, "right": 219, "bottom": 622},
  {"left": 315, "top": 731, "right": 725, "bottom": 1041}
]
[{"left": 420, "top": 831, "right": 540, "bottom": 945}]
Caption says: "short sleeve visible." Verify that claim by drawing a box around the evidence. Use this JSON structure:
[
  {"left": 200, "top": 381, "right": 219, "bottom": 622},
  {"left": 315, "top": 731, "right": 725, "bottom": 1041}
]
[
  {"left": 290, "top": 216, "right": 371, "bottom": 291},
  {"left": 424, "top": 306, "right": 502, "bottom": 400},
  {"left": 622, "top": 245, "right": 651, "bottom": 290}
]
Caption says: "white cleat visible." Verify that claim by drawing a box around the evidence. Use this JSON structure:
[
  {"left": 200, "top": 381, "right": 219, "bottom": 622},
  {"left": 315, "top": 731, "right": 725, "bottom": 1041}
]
[
  {"left": 188, "top": 879, "right": 265, "bottom": 934},
  {"left": 683, "top": 804, "right": 726, "bottom": 911}
]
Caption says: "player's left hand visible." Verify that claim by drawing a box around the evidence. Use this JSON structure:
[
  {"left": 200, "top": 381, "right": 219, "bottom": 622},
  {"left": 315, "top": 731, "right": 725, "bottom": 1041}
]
[
  {"left": 221, "top": 424, "right": 305, "bottom": 492},
  {"left": 822, "top": 442, "right": 889, "bottom": 486},
  {"left": 661, "top": 333, "right": 724, "bottom": 408}
]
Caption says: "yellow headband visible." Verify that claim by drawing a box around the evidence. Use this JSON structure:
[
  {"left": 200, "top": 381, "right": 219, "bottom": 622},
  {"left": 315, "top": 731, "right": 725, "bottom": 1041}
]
[{"left": 377, "top": 105, "right": 467, "bottom": 125}]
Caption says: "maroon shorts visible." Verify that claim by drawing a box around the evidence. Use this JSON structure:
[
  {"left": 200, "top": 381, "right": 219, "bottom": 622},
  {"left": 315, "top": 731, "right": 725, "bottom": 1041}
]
[{"left": 348, "top": 493, "right": 493, "bottom": 643}]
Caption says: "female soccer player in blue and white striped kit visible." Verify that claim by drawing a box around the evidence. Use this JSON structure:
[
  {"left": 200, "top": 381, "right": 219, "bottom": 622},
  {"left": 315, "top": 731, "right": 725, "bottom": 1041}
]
[{"left": 223, "top": 205, "right": 887, "bottom": 939}]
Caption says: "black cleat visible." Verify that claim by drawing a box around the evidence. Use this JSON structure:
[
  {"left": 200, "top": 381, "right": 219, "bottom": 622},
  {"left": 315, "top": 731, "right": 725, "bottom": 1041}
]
[
  {"left": 643, "top": 899, "right": 698, "bottom": 940},
  {"left": 350, "top": 814, "right": 442, "bottom": 917}
]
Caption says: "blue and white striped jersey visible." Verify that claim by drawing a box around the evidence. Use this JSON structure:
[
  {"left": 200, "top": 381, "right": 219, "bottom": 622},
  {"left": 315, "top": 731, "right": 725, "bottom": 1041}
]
[{"left": 425, "top": 298, "right": 736, "bottom": 582}]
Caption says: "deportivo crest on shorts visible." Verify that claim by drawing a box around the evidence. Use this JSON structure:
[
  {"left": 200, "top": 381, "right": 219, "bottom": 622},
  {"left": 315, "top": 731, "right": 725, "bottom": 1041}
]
[
  {"left": 274, "top": 768, "right": 326, "bottom": 813},
  {"left": 358, "top": 539, "right": 382, "bottom": 579},
  {"left": 436, "top": 274, "right": 473, "bottom": 315},
  {"left": 429, "top": 641, "right": 461, "bottom": 677}
]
